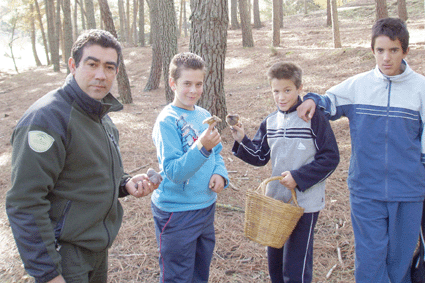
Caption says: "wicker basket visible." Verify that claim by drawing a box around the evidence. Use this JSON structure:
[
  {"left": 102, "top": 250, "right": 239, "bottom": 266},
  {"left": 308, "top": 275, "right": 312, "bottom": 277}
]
[{"left": 244, "top": 176, "right": 304, "bottom": 249}]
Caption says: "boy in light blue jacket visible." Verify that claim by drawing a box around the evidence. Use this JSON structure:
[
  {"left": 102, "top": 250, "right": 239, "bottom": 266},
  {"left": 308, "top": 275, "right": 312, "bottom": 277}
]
[
  {"left": 151, "top": 52, "right": 229, "bottom": 283},
  {"left": 298, "top": 18, "right": 425, "bottom": 283}
]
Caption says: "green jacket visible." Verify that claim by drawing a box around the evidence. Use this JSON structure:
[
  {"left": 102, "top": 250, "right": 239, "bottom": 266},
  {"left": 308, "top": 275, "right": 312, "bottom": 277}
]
[{"left": 6, "top": 74, "right": 130, "bottom": 283}]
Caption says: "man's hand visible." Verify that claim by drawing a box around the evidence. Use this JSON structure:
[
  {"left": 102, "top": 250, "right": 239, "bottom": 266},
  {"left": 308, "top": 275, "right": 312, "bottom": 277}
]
[
  {"left": 125, "top": 174, "right": 159, "bottom": 198},
  {"left": 199, "top": 122, "right": 221, "bottom": 151},
  {"left": 279, "top": 171, "right": 297, "bottom": 190},
  {"left": 229, "top": 122, "right": 244, "bottom": 144},
  {"left": 209, "top": 174, "right": 225, "bottom": 193},
  {"left": 297, "top": 99, "right": 316, "bottom": 122}
]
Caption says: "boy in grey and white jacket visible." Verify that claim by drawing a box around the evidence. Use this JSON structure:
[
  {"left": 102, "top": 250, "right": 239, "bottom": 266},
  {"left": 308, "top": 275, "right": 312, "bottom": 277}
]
[{"left": 230, "top": 62, "right": 339, "bottom": 283}]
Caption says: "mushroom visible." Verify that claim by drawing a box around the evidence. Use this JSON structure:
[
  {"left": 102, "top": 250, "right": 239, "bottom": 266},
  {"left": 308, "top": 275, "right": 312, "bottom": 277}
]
[
  {"left": 202, "top": 115, "right": 222, "bottom": 126},
  {"left": 226, "top": 114, "right": 240, "bottom": 126}
]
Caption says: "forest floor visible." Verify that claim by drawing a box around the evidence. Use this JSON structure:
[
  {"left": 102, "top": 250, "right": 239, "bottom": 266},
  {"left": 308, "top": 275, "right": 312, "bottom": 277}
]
[{"left": 1, "top": 0, "right": 425, "bottom": 282}]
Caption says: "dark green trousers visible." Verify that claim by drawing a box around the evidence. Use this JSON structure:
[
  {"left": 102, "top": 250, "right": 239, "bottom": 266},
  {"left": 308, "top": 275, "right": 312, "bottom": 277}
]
[{"left": 59, "top": 242, "right": 108, "bottom": 283}]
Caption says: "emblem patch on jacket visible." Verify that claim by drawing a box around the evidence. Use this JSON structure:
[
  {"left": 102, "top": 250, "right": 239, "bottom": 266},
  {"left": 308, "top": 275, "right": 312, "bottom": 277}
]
[{"left": 28, "top": 131, "right": 54, "bottom": 153}]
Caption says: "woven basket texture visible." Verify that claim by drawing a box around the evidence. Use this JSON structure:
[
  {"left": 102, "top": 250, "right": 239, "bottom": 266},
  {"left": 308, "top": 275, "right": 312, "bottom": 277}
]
[{"left": 244, "top": 176, "right": 304, "bottom": 248}]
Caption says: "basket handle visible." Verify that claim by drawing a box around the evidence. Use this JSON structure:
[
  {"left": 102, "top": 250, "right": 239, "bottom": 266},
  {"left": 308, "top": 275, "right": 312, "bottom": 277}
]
[{"left": 257, "top": 176, "right": 301, "bottom": 208}]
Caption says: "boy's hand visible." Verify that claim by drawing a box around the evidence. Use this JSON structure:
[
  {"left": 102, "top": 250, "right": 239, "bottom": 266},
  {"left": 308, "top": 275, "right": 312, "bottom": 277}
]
[
  {"left": 199, "top": 122, "right": 221, "bottom": 151},
  {"left": 279, "top": 171, "right": 297, "bottom": 190},
  {"left": 229, "top": 122, "right": 244, "bottom": 143},
  {"left": 209, "top": 174, "right": 225, "bottom": 193},
  {"left": 297, "top": 99, "right": 316, "bottom": 122},
  {"left": 126, "top": 174, "right": 159, "bottom": 198}
]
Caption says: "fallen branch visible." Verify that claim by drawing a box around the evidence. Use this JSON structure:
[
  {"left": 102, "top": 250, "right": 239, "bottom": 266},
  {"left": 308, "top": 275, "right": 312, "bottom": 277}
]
[
  {"left": 229, "top": 182, "right": 240, "bottom": 191},
  {"left": 326, "top": 263, "right": 338, "bottom": 279},
  {"left": 128, "top": 164, "right": 148, "bottom": 174},
  {"left": 337, "top": 246, "right": 344, "bottom": 268},
  {"left": 216, "top": 203, "right": 244, "bottom": 212}
]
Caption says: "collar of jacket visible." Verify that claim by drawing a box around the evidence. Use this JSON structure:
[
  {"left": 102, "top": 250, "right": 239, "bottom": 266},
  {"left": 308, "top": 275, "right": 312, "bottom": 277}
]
[
  {"left": 278, "top": 96, "right": 302, "bottom": 114},
  {"left": 62, "top": 73, "right": 124, "bottom": 119},
  {"left": 373, "top": 59, "right": 412, "bottom": 82}
]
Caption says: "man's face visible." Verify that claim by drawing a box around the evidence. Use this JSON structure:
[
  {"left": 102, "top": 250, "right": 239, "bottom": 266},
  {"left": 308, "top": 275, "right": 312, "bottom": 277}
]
[
  {"left": 372, "top": 35, "right": 408, "bottom": 77},
  {"left": 69, "top": 44, "right": 119, "bottom": 101}
]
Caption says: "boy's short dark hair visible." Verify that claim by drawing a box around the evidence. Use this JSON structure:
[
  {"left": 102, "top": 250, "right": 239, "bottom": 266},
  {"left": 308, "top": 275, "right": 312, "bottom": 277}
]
[
  {"left": 71, "top": 29, "right": 122, "bottom": 67},
  {"left": 169, "top": 52, "right": 206, "bottom": 81},
  {"left": 267, "top": 62, "right": 302, "bottom": 89},
  {"left": 371, "top": 17, "right": 409, "bottom": 54}
]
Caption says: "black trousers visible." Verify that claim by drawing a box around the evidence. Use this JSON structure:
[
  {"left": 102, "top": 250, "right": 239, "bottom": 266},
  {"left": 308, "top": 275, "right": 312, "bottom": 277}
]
[{"left": 267, "top": 212, "right": 319, "bottom": 283}]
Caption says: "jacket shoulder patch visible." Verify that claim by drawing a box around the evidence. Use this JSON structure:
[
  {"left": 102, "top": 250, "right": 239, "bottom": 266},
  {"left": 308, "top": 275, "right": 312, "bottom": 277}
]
[{"left": 28, "top": 131, "right": 55, "bottom": 153}]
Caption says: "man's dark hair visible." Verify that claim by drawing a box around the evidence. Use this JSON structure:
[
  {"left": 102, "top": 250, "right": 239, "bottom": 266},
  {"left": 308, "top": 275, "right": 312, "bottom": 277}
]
[
  {"left": 71, "top": 29, "right": 122, "bottom": 67},
  {"left": 169, "top": 52, "right": 206, "bottom": 81},
  {"left": 371, "top": 17, "right": 409, "bottom": 54},
  {"left": 267, "top": 61, "right": 303, "bottom": 89}
]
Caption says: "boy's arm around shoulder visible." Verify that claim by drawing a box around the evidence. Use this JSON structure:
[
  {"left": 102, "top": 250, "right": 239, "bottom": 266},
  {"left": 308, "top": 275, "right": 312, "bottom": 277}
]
[
  {"left": 291, "top": 110, "right": 340, "bottom": 191},
  {"left": 231, "top": 118, "right": 271, "bottom": 166}
]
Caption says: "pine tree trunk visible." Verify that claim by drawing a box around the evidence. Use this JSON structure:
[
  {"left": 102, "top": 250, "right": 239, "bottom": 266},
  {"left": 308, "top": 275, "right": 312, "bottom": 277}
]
[
  {"left": 331, "top": 0, "right": 341, "bottom": 48},
  {"left": 272, "top": 0, "right": 280, "bottom": 47},
  {"left": 138, "top": 0, "right": 145, "bottom": 46},
  {"left": 326, "top": 0, "right": 331, "bottom": 26},
  {"left": 375, "top": 0, "right": 388, "bottom": 20},
  {"left": 62, "top": 0, "right": 73, "bottom": 73},
  {"left": 118, "top": 0, "right": 126, "bottom": 42},
  {"left": 190, "top": 0, "right": 228, "bottom": 130},
  {"left": 230, "top": 0, "right": 239, "bottom": 29},
  {"left": 239, "top": 0, "right": 253, "bottom": 47},
  {"left": 30, "top": 4, "right": 42, "bottom": 66},
  {"left": 98, "top": 0, "right": 133, "bottom": 104},
  {"left": 253, "top": 0, "right": 261, "bottom": 28},
  {"left": 34, "top": 0, "right": 50, "bottom": 65},
  {"left": 73, "top": 0, "right": 78, "bottom": 41},
  {"left": 398, "top": 0, "right": 407, "bottom": 21},
  {"left": 144, "top": 0, "right": 162, "bottom": 92},
  {"left": 159, "top": 0, "right": 178, "bottom": 103},
  {"left": 85, "top": 0, "right": 96, "bottom": 28},
  {"left": 45, "top": 0, "right": 60, "bottom": 71}
]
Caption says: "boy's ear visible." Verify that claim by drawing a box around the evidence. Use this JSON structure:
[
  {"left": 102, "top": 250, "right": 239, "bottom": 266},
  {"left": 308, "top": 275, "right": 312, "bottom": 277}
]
[
  {"left": 298, "top": 84, "right": 303, "bottom": 91},
  {"left": 169, "top": 77, "right": 176, "bottom": 91}
]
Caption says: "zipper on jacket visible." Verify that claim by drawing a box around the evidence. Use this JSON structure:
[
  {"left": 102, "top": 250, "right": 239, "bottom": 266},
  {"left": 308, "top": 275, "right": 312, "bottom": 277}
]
[
  {"left": 54, "top": 200, "right": 72, "bottom": 251},
  {"left": 384, "top": 78, "right": 392, "bottom": 199},
  {"left": 100, "top": 121, "right": 117, "bottom": 249}
]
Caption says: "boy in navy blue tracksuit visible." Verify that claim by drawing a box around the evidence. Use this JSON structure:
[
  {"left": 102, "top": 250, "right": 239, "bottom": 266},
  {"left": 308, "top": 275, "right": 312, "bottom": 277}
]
[
  {"left": 230, "top": 62, "right": 339, "bottom": 282},
  {"left": 298, "top": 18, "right": 425, "bottom": 283}
]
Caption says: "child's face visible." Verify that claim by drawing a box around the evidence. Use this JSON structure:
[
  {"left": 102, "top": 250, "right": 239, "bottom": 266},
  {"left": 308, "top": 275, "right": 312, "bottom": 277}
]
[
  {"left": 271, "top": 78, "right": 302, "bottom": 112},
  {"left": 170, "top": 68, "right": 204, "bottom": 111},
  {"left": 372, "top": 35, "right": 409, "bottom": 77}
]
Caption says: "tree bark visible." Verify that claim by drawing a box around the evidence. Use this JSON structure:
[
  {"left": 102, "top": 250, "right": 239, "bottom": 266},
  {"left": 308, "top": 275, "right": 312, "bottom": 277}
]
[
  {"left": 34, "top": 0, "right": 50, "bottom": 65},
  {"left": 144, "top": 0, "right": 162, "bottom": 92},
  {"left": 118, "top": 0, "right": 127, "bottom": 42},
  {"left": 279, "top": 0, "right": 283, "bottom": 28},
  {"left": 85, "top": 0, "right": 96, "bottom": 28},
  {"left": 98, "top": 0, "right": 133, "bottom": 104},
  {"left": 253, "top": 0, "right": 261, "bottom": 29},
  {"left": 159, "top": 0, "right": 178, "bottom": 103},
  {"left": 397, "top": 0, "right": 407, "bottom": 21},
  {"left": 132, "top": 0, "right": 138, "bottom": 45},
  {"left": 230, "top": 0, "right": 239, "bottom": 30},
  {"left": 126, "top": 0, "right": 132, "bottom": 44},
  {"left": 190, "top": 0, "right": 228, "bottom": 130},
  {"left": 331, "top": 0, "right": 341, "bottom": 48},
  {"left": 272, "top": 0, "right": 280, "bottom": 47},
  {"left": 30, "top": 4, "right": 42, "bottom": 66},
  {"left": 138, "top": 0, "right": 145, "bottom": 46},
  {"left": 239, "top": 0, "right": 253, "bottom": 47},
  {"left": 326, "top": 0, "right": 331, "bottom": 26},
  {"left": 73, "top": 0, "right": 78, "bottom": 41},
  {"left": 45, "top": 0, "right": 60, "bottom": 71},
  {"left": 375, "top": 0, "right": 388, "bottom": 20},
  {"left": 62, "top": 0, "right": 73, "bottom": 73}
]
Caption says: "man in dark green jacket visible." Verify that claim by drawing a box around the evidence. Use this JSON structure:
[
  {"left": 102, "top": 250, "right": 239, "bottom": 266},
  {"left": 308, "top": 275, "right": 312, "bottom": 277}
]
[{"left": 6, "top": 29, "right": 157, "bottom": 283}]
